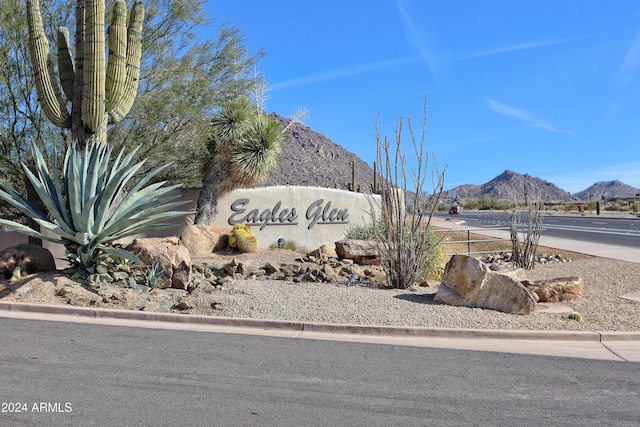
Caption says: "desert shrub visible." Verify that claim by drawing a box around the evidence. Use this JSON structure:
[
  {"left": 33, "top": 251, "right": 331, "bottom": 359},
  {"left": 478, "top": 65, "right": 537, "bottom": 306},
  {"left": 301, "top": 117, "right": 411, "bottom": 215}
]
[
  {"left": 463, "top": 196, "right": 510, "bottom": 210},
  {"left": 510, "top": 202, "right": 544, "bottom": 270},
  {"left": 344, "top": 219, "right": 442, "bottom": 281},
  {"left": 343, "top": 219, "right": 387, "bottom": 241},
  {"left": 415, "top": 229, "right": 444, "bottom": 281},
  {"left": 604, "top": 200, "right": 632, "bottom": 211},
  {"left": 370, "top": 99, "right": 446, "bottom": 289},
  {"left": 269, "top": 240, "right": 301, "bottom": 252},
  {"left": 462, "top": 199, "right": 478, "bottom": 210},
  {"left": 584, "top": 200, "right": 597, "bottom": 212}
]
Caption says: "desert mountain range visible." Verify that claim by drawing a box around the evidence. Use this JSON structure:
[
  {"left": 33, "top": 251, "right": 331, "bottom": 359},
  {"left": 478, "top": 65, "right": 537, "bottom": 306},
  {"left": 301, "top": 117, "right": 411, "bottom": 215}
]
[{"left": 265, "top": 114, "right": 637, "bottom": 202}]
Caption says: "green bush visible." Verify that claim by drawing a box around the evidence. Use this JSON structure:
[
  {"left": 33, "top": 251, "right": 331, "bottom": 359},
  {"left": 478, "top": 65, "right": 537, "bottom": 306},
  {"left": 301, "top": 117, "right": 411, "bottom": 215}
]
[
  {"left": 343, "top": 220, "right": 442, "bottom": 282},
  {"left": 584, "top": 200, "right": 597, "bottom": 212},
  {"left": 269, "top": 240, "right": 301, "bottom": 252},
  {"left": 343, "top": 219, "right": 387, "bottom": 241},
  {"left": 416, "top": 230, "right": 444, "bottom": 281},
  {"left": 604, "top": 200, "right": 633, "bottom": 212},
  {"left": 463, "top": 196, "right": 510, "bottom": 211}
]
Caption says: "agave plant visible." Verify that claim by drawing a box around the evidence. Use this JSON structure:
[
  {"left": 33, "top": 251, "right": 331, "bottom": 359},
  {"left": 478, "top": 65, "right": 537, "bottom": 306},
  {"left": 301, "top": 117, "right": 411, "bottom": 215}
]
[{"left": 0, "top": 141, "right": 189, "bottom": 272}]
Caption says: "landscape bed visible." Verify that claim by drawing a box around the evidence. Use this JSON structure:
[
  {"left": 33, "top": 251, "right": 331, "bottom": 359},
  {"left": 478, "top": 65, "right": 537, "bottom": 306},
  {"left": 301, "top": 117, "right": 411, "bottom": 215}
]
[{"left": 1, "top": 237, "right": 639, "bottom": 332}]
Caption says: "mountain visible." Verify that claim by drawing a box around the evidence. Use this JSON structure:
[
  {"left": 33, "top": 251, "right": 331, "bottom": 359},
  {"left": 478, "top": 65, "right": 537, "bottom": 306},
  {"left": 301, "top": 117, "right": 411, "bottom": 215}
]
[
  {"left": 264, "top": 113, "right": 376, "bottom": 191},
  {"left": 260, "top": 116, "right": 634, "bottom": 204},
  {"left": 573, "top": 180, "right": 638, "bottom": 201},
  {"left": 450, "top": 170, "right": 575, "bottom": 203}
]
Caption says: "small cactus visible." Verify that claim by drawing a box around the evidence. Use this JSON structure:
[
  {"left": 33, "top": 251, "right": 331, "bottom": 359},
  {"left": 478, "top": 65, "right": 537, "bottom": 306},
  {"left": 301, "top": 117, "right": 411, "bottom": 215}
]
[
  {"left": 9, "top": 266, "right": 23, "bottom": 284},
  {"left": 229, "top": 224, "right": 258, "bottom": 253},
  {"left": 228, "top": 224, "right": 245, "bottom": 249},
  {"left": 568, "top": 311, "right": 583, "bottom": 323},
  {"left": 237, "top": 233, "right": 258, "bottom": 253},
  {"left": 145, "top": 263, "right": 165, "bottom": 288}
]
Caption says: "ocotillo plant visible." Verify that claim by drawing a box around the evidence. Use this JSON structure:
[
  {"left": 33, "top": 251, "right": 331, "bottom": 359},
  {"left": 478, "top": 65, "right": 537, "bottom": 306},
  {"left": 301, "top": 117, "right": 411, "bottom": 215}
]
[{"left": 27, "top": 0, "right": 144, "bottom": 147}]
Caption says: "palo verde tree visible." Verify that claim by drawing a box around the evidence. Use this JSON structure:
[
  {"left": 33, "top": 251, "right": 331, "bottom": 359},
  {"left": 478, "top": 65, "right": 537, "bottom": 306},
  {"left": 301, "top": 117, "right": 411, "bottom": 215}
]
[
  {"left": 1, "top": 0, "right": 264, "bottom": 223},
  {"left": 0, "top": 0, "right": 68, "bottom": 223}
]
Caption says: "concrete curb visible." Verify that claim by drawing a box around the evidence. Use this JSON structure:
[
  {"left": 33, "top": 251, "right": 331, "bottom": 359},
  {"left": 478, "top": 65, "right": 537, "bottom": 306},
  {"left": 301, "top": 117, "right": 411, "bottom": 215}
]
[{"left": 2, "top": 301, "right": 638, "bottom": 343}]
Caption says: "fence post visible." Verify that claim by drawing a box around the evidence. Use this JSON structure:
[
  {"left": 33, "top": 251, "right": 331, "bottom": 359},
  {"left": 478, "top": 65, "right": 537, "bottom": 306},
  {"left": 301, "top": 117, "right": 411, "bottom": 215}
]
[{"left": 467, "top": 230, "right": 471, "bottom": 254}]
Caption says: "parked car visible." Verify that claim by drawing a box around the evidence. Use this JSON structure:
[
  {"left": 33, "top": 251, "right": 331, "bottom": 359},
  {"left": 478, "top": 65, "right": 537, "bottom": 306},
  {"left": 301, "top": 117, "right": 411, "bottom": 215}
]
[{"left": 449, "top": 205, "right": 460, "bottom": 214}]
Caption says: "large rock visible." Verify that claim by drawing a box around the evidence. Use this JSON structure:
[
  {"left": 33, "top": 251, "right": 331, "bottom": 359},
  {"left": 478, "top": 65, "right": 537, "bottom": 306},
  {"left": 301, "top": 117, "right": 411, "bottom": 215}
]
[
  {"left": 0, "top": 244, "right": 56, "bottom": 279},
  {"left": 522, "top": 277, "right": 583, "bottom": 302},
  {"left": 434, "top": 254, "right": 536, "bottom": 315},
  {"left": 180, "top": 225, "right": 230, "bottom": 256},
  {"left": 306, "top": 244, "right": 338, "bottom": 261},
  {"left": 335, "top": 240, "right": 380, "bottom": 265},
  {"left": 126, "top": 237, "right": 191, "bottom": 290}
]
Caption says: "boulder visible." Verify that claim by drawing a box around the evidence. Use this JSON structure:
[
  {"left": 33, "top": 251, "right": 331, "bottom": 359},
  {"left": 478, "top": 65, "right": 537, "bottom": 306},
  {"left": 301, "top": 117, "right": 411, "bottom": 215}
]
[
  {"left": 306, "top": 244, "right": 338, "bottom": 260},
  {"left": 434, "top": 254, "right": 536, "bottom": 315},
  {"left": 180, "top": 225, "right": 230, "bottom": 256},
  {"left": 0, "top": 244, "right": 56, "bottom": 279},
  {"left": 522, "top": 277, "right": 583, "bottom": 302},
  {"left": 126, "top": 237, "right": 191, "bottom": 290},
  {"left": 335, "top": 240, "right": 380, "bottom": 265}
]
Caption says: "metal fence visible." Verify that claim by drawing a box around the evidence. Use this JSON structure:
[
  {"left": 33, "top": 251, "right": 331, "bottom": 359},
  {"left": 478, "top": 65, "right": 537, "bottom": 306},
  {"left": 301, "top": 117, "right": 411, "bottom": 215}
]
[{"left": 432, "top": 228, "right": 512, "bottom": 256}]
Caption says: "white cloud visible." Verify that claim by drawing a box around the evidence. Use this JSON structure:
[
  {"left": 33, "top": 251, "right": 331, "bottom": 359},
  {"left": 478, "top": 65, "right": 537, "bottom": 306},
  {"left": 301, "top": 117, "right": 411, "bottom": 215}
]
[
  {"left": 487, "top": 98, "right": 575, "bottom": 137},
  {"left": 271, "top": 56, "right": 416, "bottom": 90},
  {"left": 395, "top": 0, "right": 440, "bottom": 77},
  {"left": 617, "top": 32, "right": 640, "bottom": 84},
  {"left": 461, "top": 38, "right": 574, "bottom": 60},
  {"left": 596, "top": 100, "right": 620, "bottom": 129}
]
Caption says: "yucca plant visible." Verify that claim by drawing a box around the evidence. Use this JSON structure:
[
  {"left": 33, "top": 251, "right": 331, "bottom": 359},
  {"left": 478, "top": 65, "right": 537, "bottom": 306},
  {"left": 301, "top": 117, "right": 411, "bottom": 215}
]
[
  {"left": 0, "top": 141, "right": 189, "bottom": 272},
  {"left": 194, "top": 98, "right": 287, "bottom": 224}
]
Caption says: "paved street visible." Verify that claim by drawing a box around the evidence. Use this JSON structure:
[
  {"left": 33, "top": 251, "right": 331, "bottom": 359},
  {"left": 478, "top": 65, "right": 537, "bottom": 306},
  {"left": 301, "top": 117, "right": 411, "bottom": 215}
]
[
  {"left": 1, "top": 210, "right": 639, "bottom": 426},
  {"left": 433, "top": 212, "right": 640, "bottom": 263},
  {"left": 436, "top": 211, "right": 640, "bottom": 248},
  {"left": 1, "top": 317, "right": 639, "bottom": 426}
]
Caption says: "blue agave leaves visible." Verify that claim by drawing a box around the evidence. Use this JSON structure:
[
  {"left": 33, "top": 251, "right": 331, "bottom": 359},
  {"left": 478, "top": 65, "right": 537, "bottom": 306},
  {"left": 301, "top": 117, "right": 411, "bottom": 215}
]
[{"left": 0, "top": 142, "right": 190, "bottom": 272}]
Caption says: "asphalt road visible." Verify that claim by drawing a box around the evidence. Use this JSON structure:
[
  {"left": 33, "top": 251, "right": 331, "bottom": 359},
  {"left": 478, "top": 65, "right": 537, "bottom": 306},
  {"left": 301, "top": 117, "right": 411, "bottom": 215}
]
[
  {"left": 1, "top": 318, "right": 639, "bottom": 426},
  {"left": 437, "top": 211, "right": 640, "bottom": 248}
]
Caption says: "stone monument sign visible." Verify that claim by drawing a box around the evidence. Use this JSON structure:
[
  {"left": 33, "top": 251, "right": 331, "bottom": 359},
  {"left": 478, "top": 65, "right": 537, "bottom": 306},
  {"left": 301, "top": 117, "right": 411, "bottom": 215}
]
[{"left": 212, "top": 186, "right": 381, "bottom": 250}]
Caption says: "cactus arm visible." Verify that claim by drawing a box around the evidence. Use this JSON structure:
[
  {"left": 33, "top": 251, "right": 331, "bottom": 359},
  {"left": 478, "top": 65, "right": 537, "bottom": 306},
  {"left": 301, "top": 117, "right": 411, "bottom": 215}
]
[
  {"left": 70, "top": 0, "right": 86, "bottom": 144},
  {"left": 82, "top": 0, "right": 107, "bottom": 134},
  {"left": 108, "top": 0, "right": 144, "bottom": 124},
  {"left": 26, "top": 0, "right": 71, "bottom": 128},
  {"left": 105, "top": 0, "right": 127, "bottom": 111},
  {"left": 57, "top": 27, "right": 75, "bottom": 103}
]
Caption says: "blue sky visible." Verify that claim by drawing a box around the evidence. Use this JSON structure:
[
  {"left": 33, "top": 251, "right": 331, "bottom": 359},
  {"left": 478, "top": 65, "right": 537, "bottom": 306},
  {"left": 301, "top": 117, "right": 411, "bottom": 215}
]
[{"left": 206, "top": 0, "right": 640, "bottom": 194}]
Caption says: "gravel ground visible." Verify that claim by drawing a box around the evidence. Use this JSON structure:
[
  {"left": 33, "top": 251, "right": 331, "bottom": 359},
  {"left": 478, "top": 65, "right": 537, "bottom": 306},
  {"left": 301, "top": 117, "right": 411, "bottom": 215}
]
[
  {"left": 212, "top": 256, "right": 640, "bottom": 332},
  {"left": 2, "top": 254, "right": 639, "bottom": 332}
]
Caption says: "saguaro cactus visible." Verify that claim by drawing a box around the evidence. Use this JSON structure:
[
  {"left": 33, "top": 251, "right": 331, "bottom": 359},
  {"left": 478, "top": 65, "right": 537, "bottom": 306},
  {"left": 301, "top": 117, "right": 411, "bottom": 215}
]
[{"left": 27, "top": 0, "right": 144, "bottom": 146}]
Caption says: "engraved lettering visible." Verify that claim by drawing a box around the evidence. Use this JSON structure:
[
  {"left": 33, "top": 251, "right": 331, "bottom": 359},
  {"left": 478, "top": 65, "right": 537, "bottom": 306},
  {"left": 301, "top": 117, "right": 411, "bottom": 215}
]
[
  {"left": 228, "top": 198, "right": 299, "bottom": 228},
  {"left": 229, "top": 199, "right": 250, "bottom": 224},
  {"left": 306, "top": 199, "right": 324, "bottom": 229},
  {"left": 306, "top": 199, "right": 349, "bottom": 229}
]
